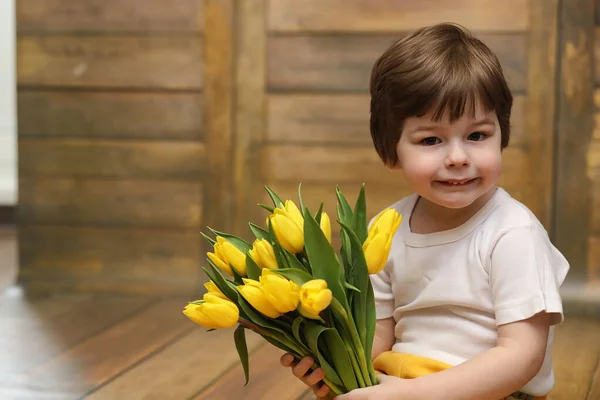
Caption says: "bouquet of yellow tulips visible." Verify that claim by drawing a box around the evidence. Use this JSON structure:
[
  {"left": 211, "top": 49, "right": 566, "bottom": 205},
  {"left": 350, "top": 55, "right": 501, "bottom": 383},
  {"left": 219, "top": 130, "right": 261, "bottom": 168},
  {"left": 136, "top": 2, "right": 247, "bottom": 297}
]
[{"left": 183, "top": 185, "right": 402, "bottom": 395}]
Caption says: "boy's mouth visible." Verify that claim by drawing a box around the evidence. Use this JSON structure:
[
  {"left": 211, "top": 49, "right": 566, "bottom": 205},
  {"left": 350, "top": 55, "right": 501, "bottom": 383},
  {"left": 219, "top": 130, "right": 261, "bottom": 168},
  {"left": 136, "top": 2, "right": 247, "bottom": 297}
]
[{"left": 436, "top": 178, "right": 477, "bottom": 186}]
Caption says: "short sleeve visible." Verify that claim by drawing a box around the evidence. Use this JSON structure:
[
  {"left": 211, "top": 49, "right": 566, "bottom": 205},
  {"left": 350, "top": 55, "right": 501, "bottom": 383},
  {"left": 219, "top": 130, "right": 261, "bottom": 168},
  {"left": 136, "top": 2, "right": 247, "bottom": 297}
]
[
  {"left": 489, "top": 224, "right": 569, "bottom": 327},
  {"left": 370, "top": 263, "right": 395, "bottom": 319}
]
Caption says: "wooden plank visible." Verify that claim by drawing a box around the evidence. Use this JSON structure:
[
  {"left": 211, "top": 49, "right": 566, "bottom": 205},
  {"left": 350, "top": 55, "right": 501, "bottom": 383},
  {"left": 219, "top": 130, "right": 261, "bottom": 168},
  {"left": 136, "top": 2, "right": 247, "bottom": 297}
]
[
  {"left": 19, "top": 139, "right": 205, "bottom": 179},
  {"left": 18, "top": 91, "right": 203, "bottom": 140},
  {"left": 554, "top": 0, "right": 595, "bottom": 280},
  {"left": 0, "top": 295, "right": 153, "bottom": 385},
  {"left": 18, "top": 226, "right": 202, "bottom": 292},
  {"left": 589, "top": 140, "right": 600, "bottom": 180},
  {"left": 231, "top": 0, "right": 267, "bottom": 241},
  {"left": 18, "top": 178, "right": 202, "bottom": 228},
  {"left": 595, "top": 28, "right": 600, "bottom": 85},
  {"left": 17, "top": 36, "right": 203, "bottom": 89},
  {"left": 17, "top": 0, "right": 203, "bottom": 33},
  {"left": 267, "top": 0, "right": 529, "bottom": 32},
  {"left": 268, "top": 94, "right": 525, "bottom": 146},
  {"left": 85, "top": 329, "right": 263, "bottom": 400},
  {"left": 268, "top": 34, "right": 526, "bottom": 93},
  {"left": 548, "top": 317, "right": 600, "bottom": 399},
  {"left": 3, "top": 299, "right": 191, "bottom": 398},
  {"left": 592, "top": 178, "right": 600, "bottom": 235},
  {"left": 194, "top": 342, "right": 308, "bottom": 399},
  {"left": 261, "top": 144, "right": 530, "bottom": 187},
  {"left": 594, "top": 89, "right": 600, "bottom": 140},
  {"left": 588, "top": 237, "right": 600, "bottom": 284},
  {"left": 588, "top": 359, "right": 600, "bottom": 400},
  {"left": 524, "top": 0, "right": 558, "bottom": 228},
  {"left": 203, "top": 0, "right": 235, "bottom": 238}
]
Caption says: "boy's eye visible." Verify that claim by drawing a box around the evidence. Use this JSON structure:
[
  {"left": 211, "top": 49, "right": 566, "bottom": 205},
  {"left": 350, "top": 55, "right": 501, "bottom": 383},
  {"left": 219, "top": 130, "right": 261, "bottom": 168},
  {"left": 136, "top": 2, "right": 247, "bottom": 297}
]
[
  {"left": 421, "top": 137, "right": 441, "bottom": 146},
  {"left": 468, "top": 132, "right": 487, "bottom": 141}
]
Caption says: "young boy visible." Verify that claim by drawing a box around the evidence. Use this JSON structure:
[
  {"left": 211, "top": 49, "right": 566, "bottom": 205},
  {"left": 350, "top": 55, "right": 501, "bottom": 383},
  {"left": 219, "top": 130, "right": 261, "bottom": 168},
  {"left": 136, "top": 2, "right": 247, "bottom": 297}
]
[{"left": 280, "top": 23, "right": 569, "bottom": 400}]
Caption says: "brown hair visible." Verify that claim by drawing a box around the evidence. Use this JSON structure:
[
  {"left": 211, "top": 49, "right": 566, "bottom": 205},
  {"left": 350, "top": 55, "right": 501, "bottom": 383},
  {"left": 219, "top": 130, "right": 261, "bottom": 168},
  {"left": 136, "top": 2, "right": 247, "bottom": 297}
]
[{"left": 369, "top": 23, "right": 513, "bottom": 167}]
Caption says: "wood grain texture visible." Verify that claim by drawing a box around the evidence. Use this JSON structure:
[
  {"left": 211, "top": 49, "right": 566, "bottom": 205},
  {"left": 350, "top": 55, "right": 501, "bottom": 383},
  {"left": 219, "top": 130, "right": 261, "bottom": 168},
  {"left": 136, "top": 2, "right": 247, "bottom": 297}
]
[
  {"left": 232, "top": 0, "right": 267, "bottom": 241},
  {"left": 193, "top": 342, "right": 308, "bottom": 399},
  {"left": 592, "top": 179, "right": 600, "bottom": 235},
  {"left": 524, "top": 0, "right": 558, "bottom": 229},
  {"left": 548, "top": 317, "right": 600, "bottom": 399},
  {"left": 18, "top": 36, "right": 203, "bottom": 89},
  {"left": 267, "top": 0, "right": 529, "bottom": 32},
  {"left": 0, "top": 295, "right": 153, "bottom": 385},
  {"left": 4, "top": 299, "right": 191, "bottom": 397},
  {"left": 19, "top": 139, "right": 205, "bottom": 179},
  {"left": 19, "top": 178, "right": 202, "bottom": 228},
  {"left": 268, "top": 94, "right": 525, "bottom": 146},
  {"left": 203, "top": 0, "right": 235, "bottom": 237},
  {"left": 268, "top": 34, "right": 526, "bottom": 93},
  {"left": 554, "top": 0, "right": 594, "bottom": 280},
  {"left": 17, "top": 0, "right": 204, "bottom": 32},
  {"left": 18, "top": 91, "right": 203, "bottom": 140},
  {"left": 588, "top": 237, "right": 600, "bottom": 284},
  {"left": 84, "top": 329, "right": 263, "bottom": 400},
  {"left": 587, "top": 357, "right": 600, "bottom": 400},
  {"left": 18, "top": 226, "right": 202, "bottom": 291},
  {"left": 261, "top": 144, "right": 529, "bottom": 187}
]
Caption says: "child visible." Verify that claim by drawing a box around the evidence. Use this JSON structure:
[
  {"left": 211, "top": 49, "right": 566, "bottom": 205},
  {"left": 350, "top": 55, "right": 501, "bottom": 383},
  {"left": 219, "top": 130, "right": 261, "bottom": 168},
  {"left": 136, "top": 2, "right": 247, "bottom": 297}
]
[{"left": 280, "top": 23, "right": 569, "bottom": 400}]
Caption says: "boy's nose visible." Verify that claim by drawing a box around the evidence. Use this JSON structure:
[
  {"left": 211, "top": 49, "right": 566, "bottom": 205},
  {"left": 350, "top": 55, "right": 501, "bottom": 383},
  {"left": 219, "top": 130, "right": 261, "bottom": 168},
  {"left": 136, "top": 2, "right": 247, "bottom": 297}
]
[{"left": 445, "top": 143, "right": 470, "bottom": 167}]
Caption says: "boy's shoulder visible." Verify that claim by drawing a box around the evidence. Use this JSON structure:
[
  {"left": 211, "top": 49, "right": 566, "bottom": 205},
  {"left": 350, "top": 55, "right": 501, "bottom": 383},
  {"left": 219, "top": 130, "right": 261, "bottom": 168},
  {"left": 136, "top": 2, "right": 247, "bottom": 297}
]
[{"left": 481, "top": 188, "right": 547, "bottom": 234}]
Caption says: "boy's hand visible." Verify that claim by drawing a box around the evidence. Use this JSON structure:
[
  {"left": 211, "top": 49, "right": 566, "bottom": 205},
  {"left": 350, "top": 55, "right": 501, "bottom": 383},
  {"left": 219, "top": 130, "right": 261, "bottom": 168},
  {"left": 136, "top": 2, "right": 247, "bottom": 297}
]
[
  {"left": 336, "top": 375, "right": 420, "bottom": 400},
  {"left": 280, "top": 353, "right": 332, "bottom": 398}
]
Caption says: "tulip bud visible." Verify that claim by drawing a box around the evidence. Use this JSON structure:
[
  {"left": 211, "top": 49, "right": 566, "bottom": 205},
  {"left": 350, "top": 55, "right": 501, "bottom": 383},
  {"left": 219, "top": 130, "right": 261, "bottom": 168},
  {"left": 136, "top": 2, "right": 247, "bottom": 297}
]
[
  {"left": 204, "top": 280, "right": 228, "bottom": 300},
  {"left": 238, "top": 279, "right": 282, "bottom": 318},
  {"left": 248, "top": 239, "right": 279, "bottom": 270},
  {"left": 259, "top": 269, "right": 300, "bottom": 314},
  {"left": 362, "top": 209, "right": 402, "bottom": 274},
  {"left": 269, "top": 209, "right": 304, "bottom": 254},
  {"left": 183, "top": 294, "right": 239, "bottom": 329},
  {"left": 299, "top": 279, "right": 332, "bottom": 319},
  {"left": 319, "top": 212, "right": 332, "bottom": 243},
  {"left": 207, "top": 236, "right": 247, "bottom": 277}
]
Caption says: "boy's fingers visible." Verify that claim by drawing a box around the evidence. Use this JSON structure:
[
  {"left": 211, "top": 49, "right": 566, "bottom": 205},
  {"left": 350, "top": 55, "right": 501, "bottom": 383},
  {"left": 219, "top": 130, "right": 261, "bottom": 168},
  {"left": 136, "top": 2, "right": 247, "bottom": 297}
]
[
  {"left": 303, "top": 367, "right": 325, "bottom": 386},
  {"left": 292, "top": 357, "right": 314, "bottom": 379},
  {"left": 280, "top": 353, "right": 295, "bottom": 367},
  {"left": 313, "top": 383, "right": 331, "bottom": 398}
]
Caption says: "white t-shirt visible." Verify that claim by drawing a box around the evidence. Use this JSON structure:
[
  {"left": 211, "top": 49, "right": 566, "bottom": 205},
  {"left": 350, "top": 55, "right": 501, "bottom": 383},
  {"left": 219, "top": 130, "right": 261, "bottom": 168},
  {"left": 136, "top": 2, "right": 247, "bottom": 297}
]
[{"left": 370, "top": 187, "right": 569, "bottom": 396}]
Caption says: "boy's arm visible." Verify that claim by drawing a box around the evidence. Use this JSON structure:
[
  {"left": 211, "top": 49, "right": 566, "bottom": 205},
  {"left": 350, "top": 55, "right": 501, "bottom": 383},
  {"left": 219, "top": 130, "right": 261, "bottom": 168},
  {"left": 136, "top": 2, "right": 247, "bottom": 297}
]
[
  {"left": 410, "top": 311, "right": 550, "bottom": 400},
  {"left": 371, "top": 317, "right": 396, "bottom": 360}
]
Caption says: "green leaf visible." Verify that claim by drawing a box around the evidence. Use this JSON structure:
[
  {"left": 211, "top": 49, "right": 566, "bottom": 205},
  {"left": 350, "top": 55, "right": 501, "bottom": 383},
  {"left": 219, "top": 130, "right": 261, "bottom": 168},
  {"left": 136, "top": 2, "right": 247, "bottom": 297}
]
[
  {"left": 303, "top": 322, "right": 357, "bottom": 391},
  {"left": 257, "top": 203, "right": 275, "bottom": 213},
  {"left": 203, "top": 264, "right": 238, "bottom": 300},
  {"left": 201, "top": 232, "right": 216, "bottom": 246},
  {"left": 365, "top": 281, "right": 377, "bottom": 382},
  {"left": 249, "top": 223, "right": 270, "bottom": 240},
  {"left": 338, "top": 221, "right": 371, "bottom": 357},
  {"left": 234, "top": 326, "right": 250, "bottom": 386},
  {"left": 292, "top": 317, "right": 306, "bottom": 348},
  {"left": 272, "top": 268, "right": 315, "bottom": 286},
  {"left": 245, "top": 253, "right": 262, "bottom": 281},
  {"left": 297, "top": 183, "right": 306, "bottom": 218},
  {"left": 231, "top": 265, "right": 245, "bottom": 285},
  {"left": 314, "top": 202, "right": 324, "bottom": 223},
  {"left": 281, "top": 249, "right": 310, "bottom": 273},
  {"left": 345, "top": 282, "right": 360, "bottom": 292},
  {"left": 265, "top": 185, "right": 284, "bottom": 208},
  {"left": 208, "top": 228, "right": 252, "bottom": 253},
  {"left": 303, "top": 210, "right": 349, "bottom": 311},
  {"left": 335, "top": 186, "right": 354, "bottom": 223},
  {"left": 352, "top": 184, "right": 368, "bottom": 244}
]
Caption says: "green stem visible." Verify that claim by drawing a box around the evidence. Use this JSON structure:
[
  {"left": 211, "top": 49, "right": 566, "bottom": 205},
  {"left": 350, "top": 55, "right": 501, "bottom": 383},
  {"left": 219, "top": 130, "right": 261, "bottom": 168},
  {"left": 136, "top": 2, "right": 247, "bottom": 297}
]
[{"left": 330, "top": 298, "right": 373, "bottom": 387}]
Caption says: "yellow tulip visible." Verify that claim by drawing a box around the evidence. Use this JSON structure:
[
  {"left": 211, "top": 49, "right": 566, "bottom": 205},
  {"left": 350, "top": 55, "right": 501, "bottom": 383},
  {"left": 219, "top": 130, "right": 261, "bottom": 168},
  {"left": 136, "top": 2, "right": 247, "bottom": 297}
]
[
  {"left": 207, "top": 236, "right": 247, "bottom": 277},
  {"left": 363, "top": 231, "right": 393, "bottom": 274},
  {"left": 299, "top": 279, "right": 332, "bottom": 319},
  {"left": 362, "top": 209, "right": 402, "bottom": 274},
  {"left": 204, "top": 280, "right": 228, "bottom": 300},
  {"left": 280, "top": 200, "right": 304, "bottom": 229},
  {"left": 238, "top": 278, "right": 282, "bottom": 318},
  {"left": 259, "top": 269, "right": 300, "bottom": 314},
  {"left": 320, "top": 212, "right": 332, "bottom": 243},
  {"left": 248, "top": 239, "right": 279, "bottom": 270},
  {"left": 183, "top": 293, "right": 239, "bottom": 329},
  {"left": 269, "top": 208, "right": 304, "bottom": 254}
]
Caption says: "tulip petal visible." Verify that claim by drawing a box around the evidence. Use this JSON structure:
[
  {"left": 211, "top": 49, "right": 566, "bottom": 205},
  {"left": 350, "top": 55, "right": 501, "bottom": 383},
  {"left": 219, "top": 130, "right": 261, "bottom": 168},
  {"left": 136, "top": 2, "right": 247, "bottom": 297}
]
[
  {"left": 207, "top": 252, "right": 233, "bottom": 276},
  {"left": 363, "top": 233, "right": 390, "bottom": 274},
  {"left": 219, "top": 239, "right": 247, "bottom": 276},
  {"left": 320, "top": 212, "right": 332, "bottom": 243},
  {"left": 238, "top": 283, "right": 282, "bottom": 318}
]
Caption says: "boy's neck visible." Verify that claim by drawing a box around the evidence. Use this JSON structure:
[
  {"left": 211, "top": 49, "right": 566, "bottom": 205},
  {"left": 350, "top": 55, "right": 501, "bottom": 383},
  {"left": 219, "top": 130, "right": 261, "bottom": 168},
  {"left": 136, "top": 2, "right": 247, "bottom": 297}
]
[{"left": 409, "top": 188, "right": 497, "bottom": 234}]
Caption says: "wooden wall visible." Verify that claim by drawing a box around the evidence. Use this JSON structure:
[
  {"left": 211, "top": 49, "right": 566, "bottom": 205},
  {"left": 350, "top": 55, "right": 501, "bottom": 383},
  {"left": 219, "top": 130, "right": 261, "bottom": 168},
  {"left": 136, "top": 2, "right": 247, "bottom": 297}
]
[
  {"left": 15, "top": 0, "right": 598, "bottom": 295},
  {"left": 16, "top": 1, "right": 206, "bottom": 294},
  {"left": 590, "top": 1, "right": 600, "bottom": 284}
]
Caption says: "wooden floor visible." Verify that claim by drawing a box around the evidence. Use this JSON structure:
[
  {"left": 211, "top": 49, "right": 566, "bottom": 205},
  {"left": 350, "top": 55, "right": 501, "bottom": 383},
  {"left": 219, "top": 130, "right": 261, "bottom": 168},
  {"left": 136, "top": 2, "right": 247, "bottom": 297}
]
[{"left": 1, "top": 227, "right": 600, "bottom": 400}]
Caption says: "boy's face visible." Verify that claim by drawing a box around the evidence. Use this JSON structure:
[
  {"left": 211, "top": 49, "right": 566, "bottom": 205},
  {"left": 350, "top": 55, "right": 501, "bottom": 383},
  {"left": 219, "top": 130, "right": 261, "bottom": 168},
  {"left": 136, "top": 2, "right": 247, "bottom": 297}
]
[{"left": 393, "top": 103, "right": 502, "bottom": 210}]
